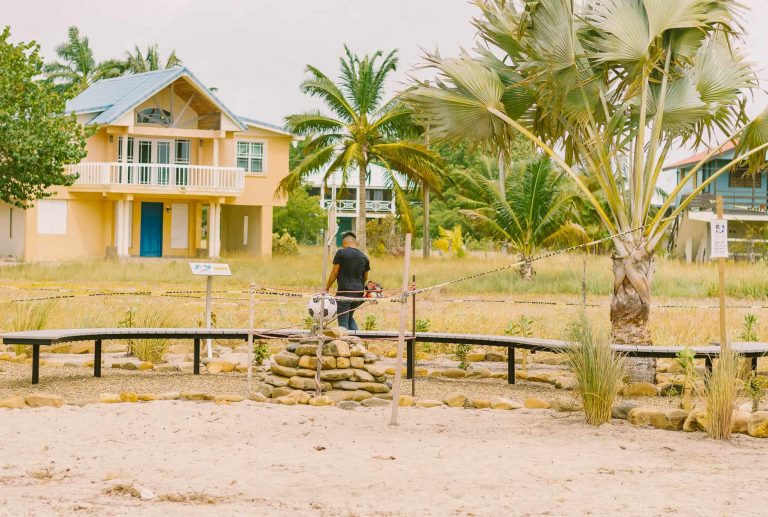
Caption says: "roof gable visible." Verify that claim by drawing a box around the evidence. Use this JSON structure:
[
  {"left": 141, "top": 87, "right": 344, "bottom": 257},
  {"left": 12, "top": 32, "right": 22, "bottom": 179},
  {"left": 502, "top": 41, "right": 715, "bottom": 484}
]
[{"left": 65, "top": 67, "right": 246, "bottom": 130}]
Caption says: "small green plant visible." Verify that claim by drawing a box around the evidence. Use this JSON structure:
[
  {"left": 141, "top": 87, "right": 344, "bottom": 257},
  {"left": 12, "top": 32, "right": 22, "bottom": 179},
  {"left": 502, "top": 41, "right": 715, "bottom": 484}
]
[
  {"left": 363, "top": 314, "right": 379, "bottom": 331},
  {"left": 434, "top": 225, "right": 466, "bottom": 258},
  {"left": 740, "top": 314, "right": 759, "bottom": 342},
  {"left": 698, "top": 347, "right": 742, "bottom": 440},
  {"left": 745, "top": 373, "right": 768, "bottom": 413},
  {"left": 455, "top": 343, "right": 472, "bottom": 370},
  {"left": 675, "top": 346, "right": 697, "bottom": 411},
  {"left": 253, "top": 340, "right": 270, "bottom": 366},
  {"left": 414, "top": 318, "right": 431, "bottom": 332},
  {"left": 504, "top": 316, "right": 534, "bottom": 337},
  {"left": 6, "top": 300, "right": 56, "bottom": 356},
  {"left": 565, "top": 313, "right": 627, "bottom": 426},
  {"left": 272, "top": 232, "right": 299, "bottom": 255},
  {"left": 303, "top": 316, "right": 315, "bottom": 330}
]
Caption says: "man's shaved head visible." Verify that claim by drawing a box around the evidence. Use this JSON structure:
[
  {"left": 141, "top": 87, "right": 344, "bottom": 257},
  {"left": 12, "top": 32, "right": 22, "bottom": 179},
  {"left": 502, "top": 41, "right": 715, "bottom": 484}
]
[{"left": 341, "top": 232, "right": 357, "bottom": 247}]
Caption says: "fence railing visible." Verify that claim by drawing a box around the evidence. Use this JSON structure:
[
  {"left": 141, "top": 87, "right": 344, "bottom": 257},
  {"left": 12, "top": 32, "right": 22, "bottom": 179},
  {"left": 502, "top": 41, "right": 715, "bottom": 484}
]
[
  {"left": 68, "top": 162, "right": 245, "bottom": 192},
  {"left": 321, "top": 199, "right": 394, "bottom": 213}
]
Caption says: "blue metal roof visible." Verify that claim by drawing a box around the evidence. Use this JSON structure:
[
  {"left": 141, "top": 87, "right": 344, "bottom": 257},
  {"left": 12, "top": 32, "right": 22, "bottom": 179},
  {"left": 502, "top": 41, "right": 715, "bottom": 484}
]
[{"left": 65, "top": 67, "right": 246, "bottom": 130}]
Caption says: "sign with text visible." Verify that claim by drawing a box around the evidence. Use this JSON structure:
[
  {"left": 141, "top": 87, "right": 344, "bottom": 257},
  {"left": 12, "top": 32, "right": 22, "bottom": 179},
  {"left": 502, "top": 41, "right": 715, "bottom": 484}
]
[
  {"left": 710, "top": 220, "right": 729, "bottom": 259},
  {"left": 189, "top": 262, "right": 232, "bottom": 276}
]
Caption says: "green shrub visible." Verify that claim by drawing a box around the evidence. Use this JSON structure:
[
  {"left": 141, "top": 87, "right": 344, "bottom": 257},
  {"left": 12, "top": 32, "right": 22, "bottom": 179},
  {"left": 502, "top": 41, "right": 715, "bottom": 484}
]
[
  {"left": 272, "top": 232, "right": 299, "bottom": 255},
  {"left": 5, "top": 300, "right": 55, "bottom": 356},
  {"left": 675, "top": 346, "right": 697, "bottom": 411},
  {"left": 415, "top": 318, "right": 431, "bottom": 332},
  {"left": 455, "top": 343, "right": 471, "bottom": 370},
  {"left": 565, "top": 313, "right": 626, "bottom": 426},
  {"left": 253, "top": 340, "right": 270, "bottom": 366},
  {"left": 740, "top": 314, "right": 759, "bottom": 342},
  {"left": 745, "top": 373, "right": 768, "bottom": 413},
  {"left": 363, "top": 314, "right": 378, "bottom": 331}
]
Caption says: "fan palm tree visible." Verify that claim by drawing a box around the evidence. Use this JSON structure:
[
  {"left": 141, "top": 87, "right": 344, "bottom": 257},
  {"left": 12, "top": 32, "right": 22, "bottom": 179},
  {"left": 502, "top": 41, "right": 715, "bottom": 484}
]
[
  {"left": 455, "top": 157, "right": 587, "bottom": 279},
  {"left": 122, "top": 44, "right": 182, "bottom": 74},
  {"left": 278, "top": 46, "right": 444, "bottom": 250},
  {"left": 43, "top": 26, "right": 123, "bottom": 95},
  {"left": 405, "top": 0, "right": 768, "bottom": 380}
]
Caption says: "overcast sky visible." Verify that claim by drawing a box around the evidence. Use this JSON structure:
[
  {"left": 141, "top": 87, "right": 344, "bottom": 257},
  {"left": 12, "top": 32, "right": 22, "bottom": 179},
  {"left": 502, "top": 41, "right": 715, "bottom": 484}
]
[{"left": 4, "top": 0, "right": 768, "bottom": 166}]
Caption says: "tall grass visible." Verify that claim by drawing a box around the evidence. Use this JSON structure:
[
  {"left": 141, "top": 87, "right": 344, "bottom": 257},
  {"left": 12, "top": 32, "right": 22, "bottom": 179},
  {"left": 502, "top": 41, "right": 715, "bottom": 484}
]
[
  {"left": 565, "top": 313, "right": 627, "bottom": 426},
  {"left": 3, "top": 300, "right": 56, "bottom": 356},
  {"left": 122, "top": 307, "right": 179, "bottom": 363},
  {"left": 699, "top": 347, "right": 742, "bottom": 440}
]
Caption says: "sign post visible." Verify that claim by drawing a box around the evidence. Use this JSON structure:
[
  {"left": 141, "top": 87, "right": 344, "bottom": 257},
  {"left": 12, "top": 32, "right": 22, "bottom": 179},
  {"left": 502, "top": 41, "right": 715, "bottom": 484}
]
[
  {"left": 190, "top": 262, "right": 232, "bottom": 358},
  {"left": 710, "top": 197, "right": 728, "bottom": 351}
]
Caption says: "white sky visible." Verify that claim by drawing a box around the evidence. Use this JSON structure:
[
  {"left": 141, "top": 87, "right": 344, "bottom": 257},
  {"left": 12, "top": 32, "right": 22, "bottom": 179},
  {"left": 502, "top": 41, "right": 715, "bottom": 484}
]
[{"left": 4, "top": 0, "right": 768, "bottom": 170}]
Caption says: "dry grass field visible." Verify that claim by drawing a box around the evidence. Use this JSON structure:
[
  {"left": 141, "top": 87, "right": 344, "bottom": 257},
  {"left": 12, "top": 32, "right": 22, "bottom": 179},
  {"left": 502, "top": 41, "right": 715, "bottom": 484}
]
[{"left": 0, "top": 249, "right": 766, "bottom": 347}]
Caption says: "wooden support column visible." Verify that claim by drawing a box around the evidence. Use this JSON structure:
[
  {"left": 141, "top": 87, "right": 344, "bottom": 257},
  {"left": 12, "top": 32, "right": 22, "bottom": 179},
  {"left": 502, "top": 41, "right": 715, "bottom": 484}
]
[{"left": 94, "top": 340, "right": 102, "bottom": 377}]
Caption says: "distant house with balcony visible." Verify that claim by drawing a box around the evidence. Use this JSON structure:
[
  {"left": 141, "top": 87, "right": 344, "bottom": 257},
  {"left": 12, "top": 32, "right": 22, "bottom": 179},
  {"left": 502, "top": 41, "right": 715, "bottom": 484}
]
[
  {"left": 664, "top": 141, "right": 768, "bottom": 262},
  {"left": 304, "top": 164, "right": 396, "bottom": 244},
  {"left": 0, "top": 67, "right": 292, "bottom": 261}
]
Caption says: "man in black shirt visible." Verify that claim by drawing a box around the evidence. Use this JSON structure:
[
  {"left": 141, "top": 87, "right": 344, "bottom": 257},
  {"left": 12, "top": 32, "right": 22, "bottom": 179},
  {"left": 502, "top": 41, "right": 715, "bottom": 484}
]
[{"left": 325, "top": 232, "right": 370, "bottom": 330}]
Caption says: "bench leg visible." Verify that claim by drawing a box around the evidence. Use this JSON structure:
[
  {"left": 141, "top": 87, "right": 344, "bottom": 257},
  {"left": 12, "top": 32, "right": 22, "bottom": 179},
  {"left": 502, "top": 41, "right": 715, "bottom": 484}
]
[
  {"left": 94, "top": 340, "right": 102, "bottom": 378},
  {"left": 406, "top": 338, "right": 414, "bottom": 380},
  {"left": 752, "top": 356, "right": 758, "bottom": 372},
  {"left": 193, "top": 338, "right": 200, "bottom": 375},
  {"left": 32, "top": 345, "right": 40, "bottom": 385},
  {"left": 705, "top": 356, "right": 713, "bottom": 374},
  {"left": 508, "top": 347, "right": 515, "bottom": 385}
]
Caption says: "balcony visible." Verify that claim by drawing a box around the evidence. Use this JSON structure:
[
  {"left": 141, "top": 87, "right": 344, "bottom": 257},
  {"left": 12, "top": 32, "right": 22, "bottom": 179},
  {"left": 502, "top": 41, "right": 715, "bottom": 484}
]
[
  {"left": 66, "top": 162, "right": 245, "bottom": 195},
  {"left": 685, "top": 192, "right": 767, "bottom": 212},
  {"left": 321, "top": 199, "right": 395, "bottom": 214}
]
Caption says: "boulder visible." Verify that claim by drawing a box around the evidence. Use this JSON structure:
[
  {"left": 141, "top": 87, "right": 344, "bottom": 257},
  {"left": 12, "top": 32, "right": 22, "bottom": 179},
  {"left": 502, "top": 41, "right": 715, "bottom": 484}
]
[
  {"left": 288, "top": 376, "right": 331, "bottom": 391},
  {"left": 215, "top": 394, "right": 245, "bottom": 403},
  {"left": 158, "top": 392, "right": 181, "bottom": 400},
  {"left": 295, "top": 344, "right": 318, "bottom": 356},
  {"left": 441, "top": 368, "right": 467, "bottom": 379},
  {"left": 249, "top": 392, "right": 269, "bottom": 403},
  {"left": 622, "top": 382, "right": 658, "bottom": 398},
  {"left": 99, "top": 393, "right": 122, "bottom": 404},
  {"left": 524, "top": 371, "right": 554, "bottom": 384},
  {"left": 137, "top": 393, "right": 158, "bottom": 402},
  {"left": 276, "top": 395, "right": 297, "bottom": 405},
  {"left": 326, "top": 390, "right": 354, "bottom": 403},
  {"left": 296, "top": 368, "right": 317, "bottom": 378},
  {"left": 364, "top": 364, "right": 387, "bottom": 377},
  {"left": 349, "top": 357, "right": 364, "bottom": 369},
  {"left": 467, "top": 351, "right": 487, "bottom": 362},
  {"left": 416, "top": 399, "right": 444, "bottom": 408},
  {"left": 350, "top": 369, "right": 375, "bottom": 382},
  {"left": 332, "top": 381, "right": 361, "bottom": 391},
  {"left": 467, "top": 366, "right": 493, "bottom": 379},
  {"left": 70, "top": 343, "right": 93, "bottom": 354},
  {"left": 357, "top": 382, "right": 390, "bottom": 394},
  {"left": 50, "top": 344, "right": 72, "bottom": 354},
  {"left": 485, "top": 352, "right": 506, "bottom": 362},
  {"left": 289, "top": 390, "right": 311, "bottom": 404},
  {"left": 682, "top": 407, "right": 707, "bottom": 432},
  {"left": 398, "top": 395, "right": 417, "bottom": 407},
  {"left": 208, "top": 361, "right": 236, "bottom": 374},
  {"left": 349, "top": 390, "right": 374, "bottom": 402},
  {"left": 550, "top": 398, "right": 581, "bottom": 412},
  {"left": 323, "top": 340, "right": 351, "bottom": 358},
  {"left": 273, "top": 351, "right": 300, "bottom": 368},
  {"left": 553, "top": 376, "right": 578, "bottom": 391},
  {"left": 628, "top": 407, "right": 687, "bottom": 430},
  {"left": 323, "top": 326, "right": 349, "bottom": 338},
  {"left": 732, "top": 410, "right": 750, "bottom": 434},
  {"left": 415, "top": 367, "right": 429, "bottom": 377},
  {"left": 658, "top": 382, "right": 685, "bottom": 397},
  {"left": 270, "top": 364, "right": 299, "bottom": 378},
  {"left": 177, "top": 362, "right": 195, "bottom": 374},
  {"left": 259, "top": 384, "right": 274, "bottom": 397},
  {"left": 489, "top": 397, "right": 522, "bottom": 410},
  {"left": 472, "top": 398, "right": 491, "bottom": 409},
  {"left": 490, "top": 372, "right": 508, "bottom": 380},
  {"left": 272, "top": 387, "right": 294, "bottom": 399},
  {"left": 180, "top": 392, "right": 212, "bottom": 401},
  {"left": 611, "top": 403, "right": 636, "bottom": 420},
  {"left": 319, "top": 369, "right": 355, "bottom": 381},
  {"left": 747, "top": 411, "right": 768, "bottom": 438},
  {"left": 309, "top": 395, "right": 333, "bottom": 406},
  {"left": 0, "top": 396, "right": 26, "bottom": 409},
  {"left": 25, "top": 393, "right": 65, "bottom": 408},
  {"left": 443, "top": 392, "right": 468, "bottom": 408},
  {"left": 138, "top": 362, "right": 154, "bottom": 371},
  {"left": 361, "top": 398, "right": 390, "bottom": 408},
  {"left": 119, "top": 392, "right": 139, "bottom": 403},
  {"left": 264, "top": 375, "right": 290, "bottom": 387},
  {"left": 336, "top": 400, "right": 360, "bottom": 410},
  {"left": 298, "top": 355, "right": 337, "bottom": 370},
  {"left": 362, "top": 352, "right": 378, "bottom": 364},
  {"left": 336, "top": 357, "right": 351, "bottom": 369},
  {"left": 524, "top": 397, "right": 551, "bottom": 409}
]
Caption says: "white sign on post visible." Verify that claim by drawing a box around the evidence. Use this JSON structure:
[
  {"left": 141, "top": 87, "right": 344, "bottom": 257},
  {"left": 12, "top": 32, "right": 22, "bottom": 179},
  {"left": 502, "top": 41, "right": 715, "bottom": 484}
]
[
  {"left": 710, "top": 220, "right": 729, "bottom": 259},
  {"left": 189, "top": 263, "right": 232, "bottom": 358}
]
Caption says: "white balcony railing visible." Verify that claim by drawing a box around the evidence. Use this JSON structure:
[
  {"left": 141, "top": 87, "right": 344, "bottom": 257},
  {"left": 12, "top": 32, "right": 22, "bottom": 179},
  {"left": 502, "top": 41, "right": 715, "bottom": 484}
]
[
  {"left": 67, "top": 162, "right": 245, "bottom": 193},
  {"left": 322, "top": 199, "right": 394, "bottom": 213}
]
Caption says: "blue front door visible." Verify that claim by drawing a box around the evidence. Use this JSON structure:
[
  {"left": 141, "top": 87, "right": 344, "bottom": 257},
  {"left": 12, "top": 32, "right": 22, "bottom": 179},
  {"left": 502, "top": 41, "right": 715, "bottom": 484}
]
[{"left": 140, "top": 202, "right": 163, "bottom": 257}]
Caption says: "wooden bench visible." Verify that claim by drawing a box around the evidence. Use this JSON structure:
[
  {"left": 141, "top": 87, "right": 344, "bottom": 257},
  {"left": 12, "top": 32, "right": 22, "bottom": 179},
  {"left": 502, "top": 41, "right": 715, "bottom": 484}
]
[{"left": 3, "top": 328, "right": 767, "bottom": 385}]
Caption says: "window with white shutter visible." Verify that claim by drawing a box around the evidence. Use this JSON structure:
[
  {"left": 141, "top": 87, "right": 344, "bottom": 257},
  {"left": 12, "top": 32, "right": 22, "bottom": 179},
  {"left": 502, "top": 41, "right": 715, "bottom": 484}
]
[
  {"left": 37, "top": 200, "right": 67, "bottom": 235},
  {"left": 170, "top": 203, "right": 189, "bottom": 249}
]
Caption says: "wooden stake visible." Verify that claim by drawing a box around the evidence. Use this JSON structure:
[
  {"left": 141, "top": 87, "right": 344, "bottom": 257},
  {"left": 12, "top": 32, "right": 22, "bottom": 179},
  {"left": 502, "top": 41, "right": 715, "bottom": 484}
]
[
  {"left": 246, "top": 282, "right": 255, "bottom": 394},
  {"left": 389, "top": 233, "right": 412, "bottom": 426},
  {"left": 717, "top": 196, "right": 728, "bottom": 352}
]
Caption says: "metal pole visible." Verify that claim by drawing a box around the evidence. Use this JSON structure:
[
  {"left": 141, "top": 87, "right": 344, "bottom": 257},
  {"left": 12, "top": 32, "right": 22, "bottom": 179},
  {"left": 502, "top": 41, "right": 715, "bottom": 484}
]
[
  {"left": 246, "top": 282, "right": 255, "bottom": 394},
  {"left": 205, "top": 275, "right": 213, "bottom": 358},
  {"left": 411, "top": 274, "right": 416, "bottom": 397},
  {"left": 316, "top": 228, "right": 330, "bottom": 397},
  {"left": 389, "top": 233, "right": 412, "bottom": 426},
  {"left": 581, "top": 245, "right": 587, "bottom": 308},
  {"left": 717, "top": 196, "right": 728, "bottom": 352}
]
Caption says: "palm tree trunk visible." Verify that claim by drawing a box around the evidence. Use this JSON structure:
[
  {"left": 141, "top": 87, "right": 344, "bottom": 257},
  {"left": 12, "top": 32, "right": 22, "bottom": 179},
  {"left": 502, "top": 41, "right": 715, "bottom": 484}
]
[
  {"left": 610, "top": 248, "right": 655, "bottom": 383},
  {"left": 357, "top": 161, "right": 367, "bottom": 250},
  {"left": 519, "top": 257, "right": 533, "bottom": 280},
  {"left": 423, "top": 187, "right": 430, "bottom": 258}
]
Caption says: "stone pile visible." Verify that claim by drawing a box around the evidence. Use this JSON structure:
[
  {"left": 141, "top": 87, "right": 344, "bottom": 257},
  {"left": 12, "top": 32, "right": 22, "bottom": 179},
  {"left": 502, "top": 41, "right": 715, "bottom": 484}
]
[{"left": 260, "top": 327, "right": 391, "bottom": 403}]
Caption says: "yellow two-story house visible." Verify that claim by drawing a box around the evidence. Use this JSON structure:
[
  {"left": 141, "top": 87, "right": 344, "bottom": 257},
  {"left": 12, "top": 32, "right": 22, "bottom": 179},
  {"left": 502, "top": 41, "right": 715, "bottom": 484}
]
[{"left": 0, "top": 67, "right": 292, "bottom": 261}]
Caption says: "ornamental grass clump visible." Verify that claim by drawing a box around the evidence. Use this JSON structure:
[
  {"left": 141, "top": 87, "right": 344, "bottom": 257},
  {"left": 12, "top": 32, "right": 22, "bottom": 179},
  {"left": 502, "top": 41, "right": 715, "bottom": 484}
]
[
  {"left": 5, "top": 300, "right": 56, "bottom": 357},
  {"left": 699, "top": 347, "right": 742, "bottom": 440},
  {"left": 565, "top": 314, "right": 626, "bottom": 426}
]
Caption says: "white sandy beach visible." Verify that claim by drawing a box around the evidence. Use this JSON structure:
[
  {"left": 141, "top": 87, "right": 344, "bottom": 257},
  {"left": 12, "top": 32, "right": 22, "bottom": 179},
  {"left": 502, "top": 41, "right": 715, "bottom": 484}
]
[{"left": 1, "top": 401, "right": 766, "bottom": 516}]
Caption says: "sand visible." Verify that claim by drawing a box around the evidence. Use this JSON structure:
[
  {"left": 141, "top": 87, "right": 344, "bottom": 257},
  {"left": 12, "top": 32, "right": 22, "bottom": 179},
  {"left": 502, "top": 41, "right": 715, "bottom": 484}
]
[{"left": 1, "top": 401, "right": 766, "bottom": 516}]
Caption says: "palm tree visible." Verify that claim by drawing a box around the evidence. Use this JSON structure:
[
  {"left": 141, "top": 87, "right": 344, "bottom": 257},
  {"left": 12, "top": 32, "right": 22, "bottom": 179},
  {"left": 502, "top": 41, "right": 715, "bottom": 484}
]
[
  {"left": 43, "top": 26, "right": 123, "bottom": 95},
  {"left": 122, "top": 44, "right": 182, "bottom": 74},
  {"left": 405, "top": 0, "right": 768, "bottom": 380},
  {"left": 278, "top": 46, "right": 444, "bottom": 250},
  {"left": 455, "top": 157, "right": 587, "bottom": 279}
]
